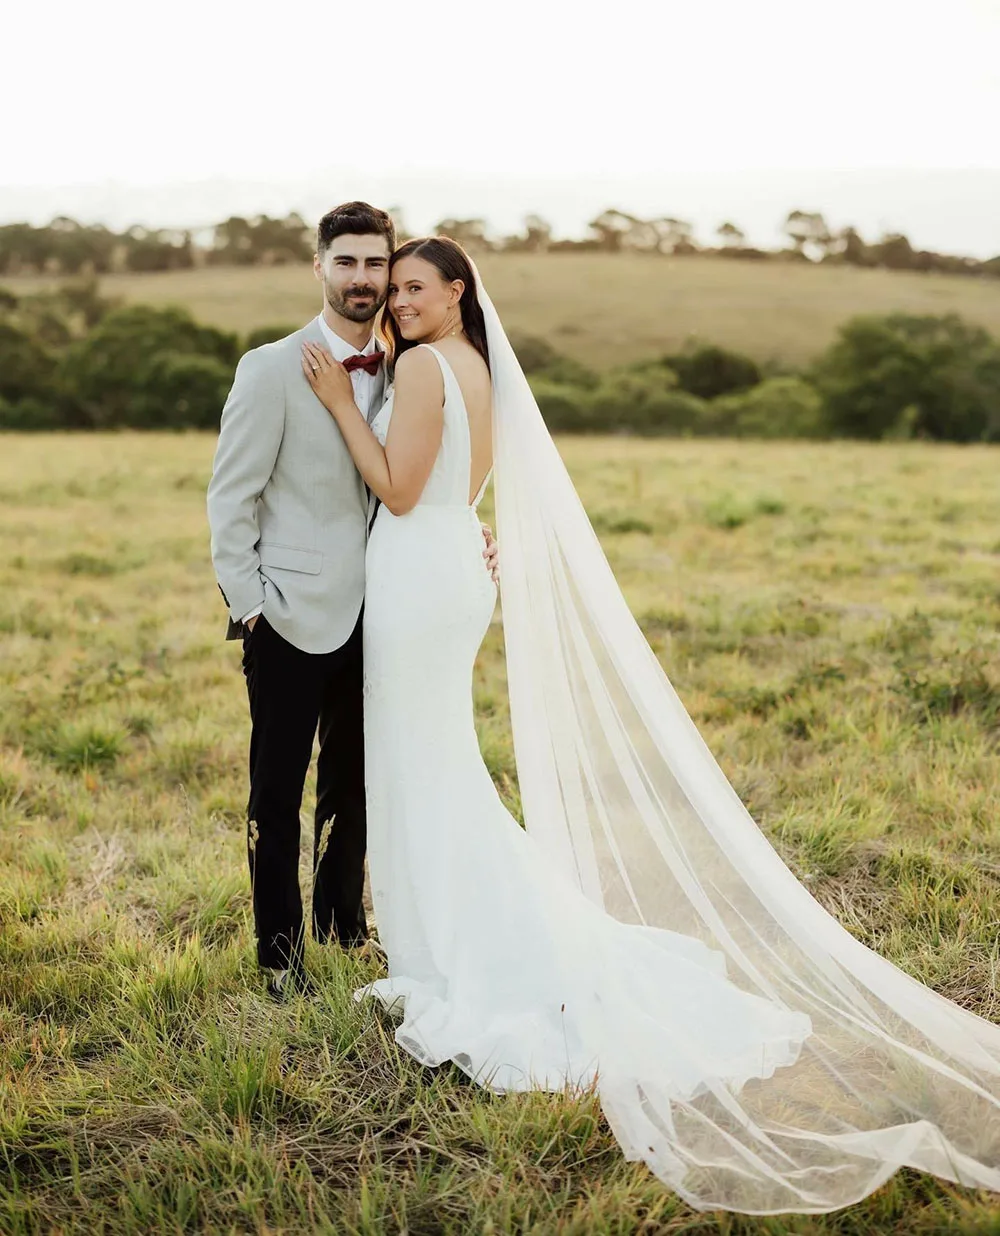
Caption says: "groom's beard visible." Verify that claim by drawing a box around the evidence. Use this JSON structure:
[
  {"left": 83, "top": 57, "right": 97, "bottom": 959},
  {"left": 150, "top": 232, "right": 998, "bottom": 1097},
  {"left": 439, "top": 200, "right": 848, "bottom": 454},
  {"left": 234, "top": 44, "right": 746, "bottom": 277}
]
[{"left": 325, "top": 282, "right": 387, "bottom": 324}]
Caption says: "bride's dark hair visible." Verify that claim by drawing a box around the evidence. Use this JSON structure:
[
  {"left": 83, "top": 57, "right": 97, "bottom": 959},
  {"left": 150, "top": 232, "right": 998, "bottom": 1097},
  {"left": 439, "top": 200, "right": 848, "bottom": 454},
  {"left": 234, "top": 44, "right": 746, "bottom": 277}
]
[{"left": 380, "top": 237, "right": 491, "bottom": 374}]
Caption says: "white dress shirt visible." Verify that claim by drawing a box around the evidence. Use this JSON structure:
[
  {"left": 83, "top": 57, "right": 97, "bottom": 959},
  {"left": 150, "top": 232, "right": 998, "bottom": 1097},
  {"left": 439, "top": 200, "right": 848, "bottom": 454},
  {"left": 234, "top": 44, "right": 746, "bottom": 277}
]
[
  {"left": 239, "top": 317, "right": 382, "bottom": 627},
  {"left": 316, "top": 314, "right": 381, "bottom": 424}
]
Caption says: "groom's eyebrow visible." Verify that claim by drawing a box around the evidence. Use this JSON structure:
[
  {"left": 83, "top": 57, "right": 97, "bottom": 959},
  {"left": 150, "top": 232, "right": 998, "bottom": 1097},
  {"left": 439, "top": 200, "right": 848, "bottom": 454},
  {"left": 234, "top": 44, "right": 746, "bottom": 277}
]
[{"left": 331, "top": 253, "right": 388, "bottom": 264}]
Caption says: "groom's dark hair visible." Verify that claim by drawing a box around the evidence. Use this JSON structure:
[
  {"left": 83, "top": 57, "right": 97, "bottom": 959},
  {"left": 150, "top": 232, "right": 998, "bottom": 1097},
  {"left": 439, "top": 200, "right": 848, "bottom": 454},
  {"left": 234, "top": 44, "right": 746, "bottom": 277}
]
[{"left": 317, "top": 201, "right": 396, "bottom": 255}]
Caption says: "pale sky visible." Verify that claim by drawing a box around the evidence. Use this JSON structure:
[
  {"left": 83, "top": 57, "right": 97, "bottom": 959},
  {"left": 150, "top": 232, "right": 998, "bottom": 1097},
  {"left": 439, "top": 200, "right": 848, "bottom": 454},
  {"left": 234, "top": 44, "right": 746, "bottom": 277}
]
[{"left": 3, "top": 0, "right": 999, "bottom": 252}]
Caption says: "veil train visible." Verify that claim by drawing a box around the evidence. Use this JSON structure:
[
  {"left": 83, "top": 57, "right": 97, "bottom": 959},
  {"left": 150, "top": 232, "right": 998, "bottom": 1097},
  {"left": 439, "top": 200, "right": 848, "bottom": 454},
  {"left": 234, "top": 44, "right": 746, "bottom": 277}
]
[{"left": 478, "top": 266, "right": 1000, "bottom": 1213}]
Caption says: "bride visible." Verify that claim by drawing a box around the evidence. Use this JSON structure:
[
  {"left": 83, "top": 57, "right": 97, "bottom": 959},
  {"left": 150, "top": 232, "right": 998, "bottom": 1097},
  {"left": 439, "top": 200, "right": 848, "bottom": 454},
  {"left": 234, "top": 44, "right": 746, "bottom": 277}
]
[{"left": 301, "top": 237, "right": 1000, "bottom": 1215}]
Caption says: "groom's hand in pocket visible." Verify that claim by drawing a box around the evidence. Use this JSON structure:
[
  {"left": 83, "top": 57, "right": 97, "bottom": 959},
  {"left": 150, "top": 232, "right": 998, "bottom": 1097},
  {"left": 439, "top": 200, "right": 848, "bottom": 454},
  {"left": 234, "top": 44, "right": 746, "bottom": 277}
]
[{"left": 481, "top": 524, "right": 499, "bottom": 584}]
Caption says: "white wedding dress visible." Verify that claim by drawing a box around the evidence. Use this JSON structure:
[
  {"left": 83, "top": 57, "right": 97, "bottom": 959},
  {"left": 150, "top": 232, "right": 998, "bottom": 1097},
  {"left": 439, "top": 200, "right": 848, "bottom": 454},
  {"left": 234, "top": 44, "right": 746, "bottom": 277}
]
[
  {"left": 359, "top": 344, "right": 811, "bottom": 1098},
  {"left": 350, "top": 280, "right": 1000, "bottom": 1215}
]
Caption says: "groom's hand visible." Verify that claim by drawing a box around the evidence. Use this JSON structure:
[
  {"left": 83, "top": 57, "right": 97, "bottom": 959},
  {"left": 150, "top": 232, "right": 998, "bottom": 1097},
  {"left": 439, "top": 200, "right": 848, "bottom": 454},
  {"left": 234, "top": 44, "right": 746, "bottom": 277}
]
[
  {"left": 481, "top": 523, "right": 499, "bottom": 584},
  {"left": 245, "top": 614, "right": 259, "bottom": 633}
]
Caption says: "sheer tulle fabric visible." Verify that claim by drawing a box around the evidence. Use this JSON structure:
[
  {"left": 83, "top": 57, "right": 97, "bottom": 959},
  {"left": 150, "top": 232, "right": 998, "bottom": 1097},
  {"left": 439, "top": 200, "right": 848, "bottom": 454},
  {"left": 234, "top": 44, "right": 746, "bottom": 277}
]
[{"left": 481, "top": 273, "right": 1000, "bottom": 1212}]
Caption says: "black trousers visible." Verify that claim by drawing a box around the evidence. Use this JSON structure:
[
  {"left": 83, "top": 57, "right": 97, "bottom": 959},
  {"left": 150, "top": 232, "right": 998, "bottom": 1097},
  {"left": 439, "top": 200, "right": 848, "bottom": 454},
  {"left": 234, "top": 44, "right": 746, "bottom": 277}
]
[{"left": 241, "top": 611, "right": 367, "bottom": 970}]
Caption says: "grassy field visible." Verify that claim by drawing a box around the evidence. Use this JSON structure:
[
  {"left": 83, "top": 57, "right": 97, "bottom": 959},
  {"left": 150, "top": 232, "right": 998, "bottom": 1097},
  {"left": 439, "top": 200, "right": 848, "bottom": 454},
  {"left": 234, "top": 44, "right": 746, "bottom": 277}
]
[
  {"left": 2, "top": 433, "right": 1000, "bottom": 1233},
  {"left": 8, "top": 254, "right": 1000, "bottom": 369}
]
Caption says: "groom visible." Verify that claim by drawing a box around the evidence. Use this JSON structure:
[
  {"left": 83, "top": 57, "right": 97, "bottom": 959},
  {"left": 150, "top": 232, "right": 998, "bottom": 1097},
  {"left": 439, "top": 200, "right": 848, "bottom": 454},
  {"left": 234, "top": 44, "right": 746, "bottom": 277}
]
[{"left": 207, "top": 201, "right": 497, "bottom": 999}]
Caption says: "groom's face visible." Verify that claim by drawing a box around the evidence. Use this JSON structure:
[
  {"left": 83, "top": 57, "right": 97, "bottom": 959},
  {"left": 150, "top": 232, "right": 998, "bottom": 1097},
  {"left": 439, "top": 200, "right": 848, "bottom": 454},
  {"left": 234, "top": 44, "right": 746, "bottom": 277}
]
[{"left": 314, "top": 233, "right": 391, "bottom": 324}]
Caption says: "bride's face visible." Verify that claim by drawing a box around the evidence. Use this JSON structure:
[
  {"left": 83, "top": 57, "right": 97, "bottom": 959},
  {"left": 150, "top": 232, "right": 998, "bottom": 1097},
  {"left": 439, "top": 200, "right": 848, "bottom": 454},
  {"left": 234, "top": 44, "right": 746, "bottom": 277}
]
[{"left": 388, "top": 256, "right": 464, "bottom": 341}]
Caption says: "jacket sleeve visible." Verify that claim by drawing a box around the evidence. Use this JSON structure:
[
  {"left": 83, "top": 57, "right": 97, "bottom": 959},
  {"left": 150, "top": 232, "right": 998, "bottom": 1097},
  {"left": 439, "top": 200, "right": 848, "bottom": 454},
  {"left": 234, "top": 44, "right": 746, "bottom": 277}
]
[{"left": 206, "top": 347, "right": 285, "bottom": 623}]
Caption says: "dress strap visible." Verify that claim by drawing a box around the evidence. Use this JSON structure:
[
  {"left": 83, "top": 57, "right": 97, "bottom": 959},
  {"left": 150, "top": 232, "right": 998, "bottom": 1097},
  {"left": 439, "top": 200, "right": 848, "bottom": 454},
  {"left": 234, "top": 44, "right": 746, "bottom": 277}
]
[
  {"left": 417, "top": 344, "right": 491, "bottom": 507},
  {"left": 416, "top": 342, "right": 460, "bottom": 434},
  {"left": 416, "top": 343, "right": 451, "bottom": 385}
]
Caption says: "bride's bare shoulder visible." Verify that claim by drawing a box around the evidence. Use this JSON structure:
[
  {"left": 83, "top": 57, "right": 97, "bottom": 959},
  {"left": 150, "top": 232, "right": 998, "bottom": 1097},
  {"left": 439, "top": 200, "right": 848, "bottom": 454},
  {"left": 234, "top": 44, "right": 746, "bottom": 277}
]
[
  {"left": 392, "top": 346, "right": 445, "bottom": 393},
  {"left": 385, "top": 349, "right": 446, "bottom": 423}
]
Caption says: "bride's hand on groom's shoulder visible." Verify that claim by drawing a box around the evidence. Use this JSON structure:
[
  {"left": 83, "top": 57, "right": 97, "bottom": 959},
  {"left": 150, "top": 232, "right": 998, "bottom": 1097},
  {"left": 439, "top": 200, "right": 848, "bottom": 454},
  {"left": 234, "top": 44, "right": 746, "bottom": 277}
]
[
  {"left": 481, "top": 523, "right": 499, "bottom": 584},
  {"left": 301, "top": 342, "right": 356, "bottom": 418}
]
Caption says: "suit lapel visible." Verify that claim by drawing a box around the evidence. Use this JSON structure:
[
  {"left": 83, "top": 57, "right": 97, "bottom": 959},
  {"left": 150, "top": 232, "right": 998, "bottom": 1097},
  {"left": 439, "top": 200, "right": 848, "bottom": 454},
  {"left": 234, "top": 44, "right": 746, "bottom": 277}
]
[
  {"left": 368, "top": 338, "right": 387, "bottom": 425},
  {"left": 301, "top": 318, "right": 328, "bottom": 354}
]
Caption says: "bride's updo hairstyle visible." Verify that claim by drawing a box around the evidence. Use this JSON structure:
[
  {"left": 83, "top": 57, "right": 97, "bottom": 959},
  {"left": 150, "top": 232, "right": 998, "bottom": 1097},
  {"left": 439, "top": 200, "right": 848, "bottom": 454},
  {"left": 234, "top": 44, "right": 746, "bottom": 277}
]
[{"left": 381, "top": 237, "right": 491, "bottom": 374}]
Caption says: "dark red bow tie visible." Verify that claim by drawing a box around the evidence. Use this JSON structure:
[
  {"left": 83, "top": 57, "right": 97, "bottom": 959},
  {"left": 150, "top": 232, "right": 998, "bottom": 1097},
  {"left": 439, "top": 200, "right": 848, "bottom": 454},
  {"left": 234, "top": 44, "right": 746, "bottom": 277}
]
[{"left": 342, "top": 352, "right": 383, "bottom": 377}]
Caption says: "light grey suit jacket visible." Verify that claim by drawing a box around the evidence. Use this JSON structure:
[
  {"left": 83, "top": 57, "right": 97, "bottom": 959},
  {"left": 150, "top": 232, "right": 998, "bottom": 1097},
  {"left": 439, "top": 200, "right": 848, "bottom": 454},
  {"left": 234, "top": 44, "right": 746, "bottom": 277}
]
[{"left": 207, "top": 320, "right": 385, "bottom": 654}]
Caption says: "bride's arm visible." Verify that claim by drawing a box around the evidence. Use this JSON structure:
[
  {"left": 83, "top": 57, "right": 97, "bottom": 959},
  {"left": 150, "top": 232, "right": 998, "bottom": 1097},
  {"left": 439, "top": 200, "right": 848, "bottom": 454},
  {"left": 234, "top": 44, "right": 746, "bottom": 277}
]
[{"left": 302, "top": 342, "right": 444, "bottom": 517}]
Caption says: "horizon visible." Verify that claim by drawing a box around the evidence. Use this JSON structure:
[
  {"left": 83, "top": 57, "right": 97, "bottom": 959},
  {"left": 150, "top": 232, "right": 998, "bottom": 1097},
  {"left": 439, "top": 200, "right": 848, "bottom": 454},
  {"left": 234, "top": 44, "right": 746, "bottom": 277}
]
[
  {"left": 5, "top": 0, "right": 999, "bottom": 258},
  {"left": 4, "top": 168, "right": 1000, "bottom": 261}
]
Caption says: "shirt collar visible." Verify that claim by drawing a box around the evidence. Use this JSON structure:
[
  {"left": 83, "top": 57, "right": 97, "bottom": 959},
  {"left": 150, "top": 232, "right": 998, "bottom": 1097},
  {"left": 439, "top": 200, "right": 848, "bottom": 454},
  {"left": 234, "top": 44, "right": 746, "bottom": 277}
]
[{"left": 315, "top": 314, "right": 377, "bottom": 362}]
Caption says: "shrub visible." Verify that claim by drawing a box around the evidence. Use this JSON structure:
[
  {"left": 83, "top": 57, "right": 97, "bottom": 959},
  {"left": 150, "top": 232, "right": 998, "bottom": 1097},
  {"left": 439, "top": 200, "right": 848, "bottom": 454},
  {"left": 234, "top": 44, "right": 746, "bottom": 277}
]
[
  {"left": 508, "top": 332, "right": 565, "bottom": 373},
  {"left": 0, "top": 321, "right": 59, "bottom": 403},
  {"left": 58, "top": 305, "right": 238, "bottom": 428},
  {"left": 811, "top": 313, "right": 1000, "bottom": 442},
  {"left": 0, "top": 395, "right": 66, "bottom": 430},
  {"left": 589, "top": 370, "right": 709, "bottom": 435},
  {"left": 661, "top": 344, "right": 762, "bottom": 400},
  {"left": 136, "top": 352, "right": 235, "bottom": 429},
  {"left": 509, "top": 332, "right": 598, "bottom": 388},
  {"left": 531, "top": 378, "right": 594, "bottom": 431},
  {"left": 710, "top": 376, "right": 828, "bottom": 439},
  {"left": 245, "top": 323, "right": 298, "bottom": 351}
]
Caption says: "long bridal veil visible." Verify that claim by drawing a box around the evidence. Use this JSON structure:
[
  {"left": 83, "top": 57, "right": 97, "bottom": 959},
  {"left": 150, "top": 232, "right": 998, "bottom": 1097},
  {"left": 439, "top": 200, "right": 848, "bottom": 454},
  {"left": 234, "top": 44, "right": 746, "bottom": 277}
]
[{"left": 478, "top": 268, "right": 1000, "bottom": 1213}]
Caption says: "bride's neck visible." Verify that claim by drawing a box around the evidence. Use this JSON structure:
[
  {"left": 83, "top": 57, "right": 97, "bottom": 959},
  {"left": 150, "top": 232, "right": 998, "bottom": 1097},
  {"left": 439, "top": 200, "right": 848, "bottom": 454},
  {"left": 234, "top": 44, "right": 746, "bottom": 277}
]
[{"left": 426, "top": 313, "right": 465, "bottom": 345}]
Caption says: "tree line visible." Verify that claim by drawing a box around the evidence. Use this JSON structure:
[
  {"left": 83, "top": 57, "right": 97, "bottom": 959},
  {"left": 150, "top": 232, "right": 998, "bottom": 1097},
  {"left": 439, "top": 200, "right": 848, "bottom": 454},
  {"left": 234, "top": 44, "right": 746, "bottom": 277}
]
[
  {"left": 0, "top": 215, "right": 314, "bottom": 276},
  {"left": 2, "top": 279, "right": 998, "bottom": 443},
  {"left": 2, "top": 209, "right": 998, "bottom": 280}
]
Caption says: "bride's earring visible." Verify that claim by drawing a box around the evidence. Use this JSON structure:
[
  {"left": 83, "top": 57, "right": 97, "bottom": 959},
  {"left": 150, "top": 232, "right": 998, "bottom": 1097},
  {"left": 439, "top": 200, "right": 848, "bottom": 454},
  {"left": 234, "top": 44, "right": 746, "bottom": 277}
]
[{"left": 446, "top": 287, "right": 464, "bottom": 338}]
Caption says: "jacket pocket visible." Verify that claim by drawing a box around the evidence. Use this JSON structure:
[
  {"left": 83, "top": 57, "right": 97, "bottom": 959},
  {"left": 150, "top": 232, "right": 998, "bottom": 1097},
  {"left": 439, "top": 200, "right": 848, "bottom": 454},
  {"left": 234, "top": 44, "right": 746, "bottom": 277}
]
[{"left": 258, "top": 542, "right": 323, "bottom": 575}]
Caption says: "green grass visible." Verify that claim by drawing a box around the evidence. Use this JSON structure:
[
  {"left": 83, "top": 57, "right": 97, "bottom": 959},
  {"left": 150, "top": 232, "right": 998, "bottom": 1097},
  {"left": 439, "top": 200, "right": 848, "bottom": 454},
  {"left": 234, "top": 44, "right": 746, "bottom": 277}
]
[
  {"left": 2, "top": 433, "right": 1000, "bottom": 1232},
  {"left": 8, "top": 252, "right": 1000, "bottom": 368}
]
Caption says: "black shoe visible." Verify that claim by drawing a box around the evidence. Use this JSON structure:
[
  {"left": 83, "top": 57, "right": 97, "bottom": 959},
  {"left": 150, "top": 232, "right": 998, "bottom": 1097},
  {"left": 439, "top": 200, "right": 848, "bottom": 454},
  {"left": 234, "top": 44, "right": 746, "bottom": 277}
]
[
  {"left": 263, "top": 960, "right": 318, "bottom": 1002},
  {"left": 264, "top": 969, "right": 290, "bottom": 1003}
]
